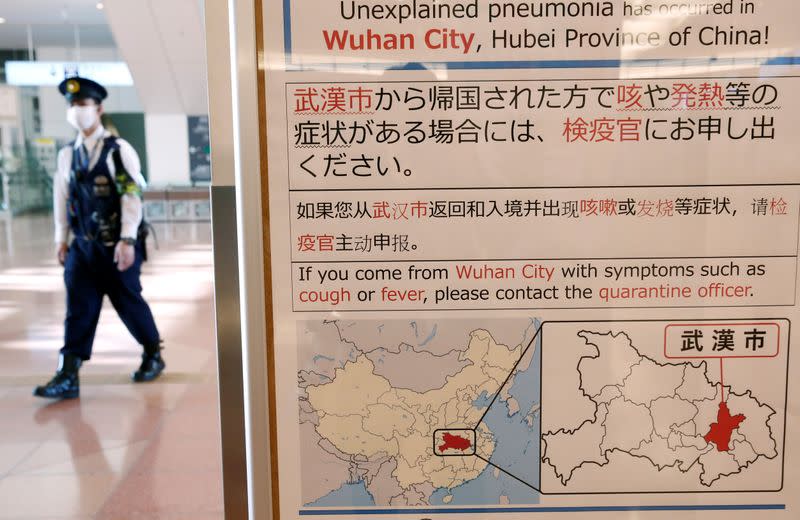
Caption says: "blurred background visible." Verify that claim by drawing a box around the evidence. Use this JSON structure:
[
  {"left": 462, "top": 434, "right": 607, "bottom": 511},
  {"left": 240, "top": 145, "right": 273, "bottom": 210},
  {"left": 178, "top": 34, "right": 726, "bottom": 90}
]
[
  {"left": 0, "top": 1, "right": 224, "bottom": 518},
  {"left": 0, "top": 0, "right": 210, "bottom": 217}
]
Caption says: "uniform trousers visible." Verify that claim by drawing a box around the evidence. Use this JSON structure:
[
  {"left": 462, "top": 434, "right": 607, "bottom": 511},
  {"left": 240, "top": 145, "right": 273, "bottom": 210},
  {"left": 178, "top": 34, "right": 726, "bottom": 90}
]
[{"left": 62, "top": 237, "right": 160, "bottom": 360}]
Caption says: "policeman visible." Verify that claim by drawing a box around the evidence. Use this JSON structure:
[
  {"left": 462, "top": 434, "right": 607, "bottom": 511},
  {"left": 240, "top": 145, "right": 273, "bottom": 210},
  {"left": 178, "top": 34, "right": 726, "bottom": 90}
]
[{"left": 34, "top": 76, "right": 165, "bottom": 399}]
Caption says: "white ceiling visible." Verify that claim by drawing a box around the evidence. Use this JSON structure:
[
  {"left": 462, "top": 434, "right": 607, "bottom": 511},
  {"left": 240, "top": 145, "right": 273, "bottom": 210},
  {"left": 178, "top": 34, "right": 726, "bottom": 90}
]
[
  {"left": 104, "top": 0, "right": 208, "bottom": 114},
  {"left": 0, "top": 0, "right": 209, "bottom": 114},
  {"left": 0, "top": 0, "right": 108, "bottom": 25},
  {"left": 0, "top": 0, "right": 115, "bottom": 48},
  {"left": 0, "top": 24, "right": 115, "bottom": 49}
]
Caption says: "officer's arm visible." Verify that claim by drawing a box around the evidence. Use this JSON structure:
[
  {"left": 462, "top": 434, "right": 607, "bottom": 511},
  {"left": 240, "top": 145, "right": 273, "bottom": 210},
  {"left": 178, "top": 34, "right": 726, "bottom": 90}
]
[
  {"left": 53, "top": 147, "right": 71, "bottom": 245},
  {"left": 115, "top": 139, "right": 146, "bottom": 241}
]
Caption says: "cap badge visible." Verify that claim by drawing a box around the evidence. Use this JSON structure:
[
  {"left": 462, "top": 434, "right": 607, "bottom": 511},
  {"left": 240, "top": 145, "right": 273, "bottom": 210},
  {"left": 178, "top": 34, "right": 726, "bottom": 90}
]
[{"left": 66, "top": 79, "right": 80, "bottom": 94}]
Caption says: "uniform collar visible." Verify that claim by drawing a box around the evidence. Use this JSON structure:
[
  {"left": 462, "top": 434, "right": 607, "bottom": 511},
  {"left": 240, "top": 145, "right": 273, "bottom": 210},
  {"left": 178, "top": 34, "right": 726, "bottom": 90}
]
[{"left": 74, "top": 125, "right": 108, "bottom": 150}]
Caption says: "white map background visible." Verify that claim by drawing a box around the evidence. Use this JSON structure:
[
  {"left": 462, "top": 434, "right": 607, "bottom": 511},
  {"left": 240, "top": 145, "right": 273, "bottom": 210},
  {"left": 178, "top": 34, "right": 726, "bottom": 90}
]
[{"left": 540, "top": 321, "right": 786, "bottom": 494}]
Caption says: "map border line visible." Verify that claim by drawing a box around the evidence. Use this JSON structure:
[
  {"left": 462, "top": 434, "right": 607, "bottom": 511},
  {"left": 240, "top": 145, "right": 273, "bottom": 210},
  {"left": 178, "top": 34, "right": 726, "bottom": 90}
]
[
  {"left": 466, "top": 320, "right": 543, "bottom": 493},
  {"left": 539, "top": 318, "right": 790, "bottom": 496},
  {"left": 474, "top": 454, "right": 542, "bottom": 494},
  {"left": 298, "top": 504, "right": 787, "bottom": 516},
  {"left": 474, "top": 325, "right": 542, "bottom": 427}
]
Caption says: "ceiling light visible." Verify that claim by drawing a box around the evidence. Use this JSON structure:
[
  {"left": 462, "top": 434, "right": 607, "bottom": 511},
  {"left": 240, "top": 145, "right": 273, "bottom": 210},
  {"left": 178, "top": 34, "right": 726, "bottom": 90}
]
[
  {"left": 96, "top": 2, "right": 104, "bottom": 9},
  {"left": 0, "top": 17, "right": 7, "bottom": 24}
]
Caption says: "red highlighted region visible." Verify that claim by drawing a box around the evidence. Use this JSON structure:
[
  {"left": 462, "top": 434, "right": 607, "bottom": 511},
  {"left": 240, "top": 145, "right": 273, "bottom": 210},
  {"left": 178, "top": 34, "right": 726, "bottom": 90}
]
[
  {"left": 704, "top": 402, "right": 746, "bottom": 452},
  {"left": 438, "top": 432, "right": 472, "bottom": 453}
]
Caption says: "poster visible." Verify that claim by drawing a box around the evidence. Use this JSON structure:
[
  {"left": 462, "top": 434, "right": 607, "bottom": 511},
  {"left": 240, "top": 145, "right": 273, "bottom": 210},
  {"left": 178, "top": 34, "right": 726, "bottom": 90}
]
[
  {"left": 188, "top": 115, "right": 212, "bottom": 183},
  {"left": 259, "top": 1, "right": 800, "bottom": 518}
]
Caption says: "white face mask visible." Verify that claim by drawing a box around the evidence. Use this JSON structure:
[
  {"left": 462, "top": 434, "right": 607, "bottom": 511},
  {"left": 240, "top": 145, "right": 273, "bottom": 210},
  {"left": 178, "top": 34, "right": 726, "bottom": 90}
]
[{"left": 66, "top": 105, "right": 99, "bottom": 131}]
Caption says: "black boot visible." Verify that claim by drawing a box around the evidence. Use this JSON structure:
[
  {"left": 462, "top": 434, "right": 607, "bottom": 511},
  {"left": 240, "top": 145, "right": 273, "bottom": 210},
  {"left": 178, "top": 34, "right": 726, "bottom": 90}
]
[
  {"left": 33, "top": 353, "right": 82, "bottom": 399},
  {"left": 133, "top": 342, "right": 165, "bottom": 382}
]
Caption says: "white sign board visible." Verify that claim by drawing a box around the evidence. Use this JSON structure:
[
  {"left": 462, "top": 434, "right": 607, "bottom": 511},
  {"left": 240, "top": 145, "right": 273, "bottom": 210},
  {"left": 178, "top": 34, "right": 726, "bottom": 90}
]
[
  {"left": 5, "top": 61, "right": 134, "bottom": 87},
  {"left": 257, "top": 1, "right": 800, "bottom": 518}
]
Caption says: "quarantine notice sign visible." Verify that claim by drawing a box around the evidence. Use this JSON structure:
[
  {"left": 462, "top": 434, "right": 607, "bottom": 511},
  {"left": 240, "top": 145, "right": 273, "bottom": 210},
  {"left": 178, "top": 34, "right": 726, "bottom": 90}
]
[{"left": 258, "top": 1, "right": 800, "bottom": 518}]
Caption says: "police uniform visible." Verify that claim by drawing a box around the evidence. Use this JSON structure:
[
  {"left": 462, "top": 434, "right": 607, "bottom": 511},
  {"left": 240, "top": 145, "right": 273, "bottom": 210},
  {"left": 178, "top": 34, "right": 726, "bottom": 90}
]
[{"left": 35, "top": 77, "right": 165, "bottom": 399}]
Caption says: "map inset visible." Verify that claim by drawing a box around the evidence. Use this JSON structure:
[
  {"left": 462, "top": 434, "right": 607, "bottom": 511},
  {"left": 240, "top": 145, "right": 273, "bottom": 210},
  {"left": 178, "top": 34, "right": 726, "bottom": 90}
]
[
  {"left": 298, "top": 318, "right": 541, "bottom": 507},
  {"left": 540, "top": 322, "right": 787, "bottom": 494}
]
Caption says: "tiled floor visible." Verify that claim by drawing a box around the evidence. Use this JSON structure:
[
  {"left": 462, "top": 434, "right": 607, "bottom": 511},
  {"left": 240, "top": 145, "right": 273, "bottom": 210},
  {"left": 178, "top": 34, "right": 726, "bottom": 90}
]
[{"left": 0, "top": 215, "right": 223, "bottom": 519}]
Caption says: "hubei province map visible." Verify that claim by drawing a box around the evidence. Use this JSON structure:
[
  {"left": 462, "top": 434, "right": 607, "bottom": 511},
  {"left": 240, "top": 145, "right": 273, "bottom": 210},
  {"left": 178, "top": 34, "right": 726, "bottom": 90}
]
[
  {"left": 297, "top": 319, "right": 785, "bottom": 508},
  {"left": 540, "top": 321, "right": 786, "bottom": 494}
]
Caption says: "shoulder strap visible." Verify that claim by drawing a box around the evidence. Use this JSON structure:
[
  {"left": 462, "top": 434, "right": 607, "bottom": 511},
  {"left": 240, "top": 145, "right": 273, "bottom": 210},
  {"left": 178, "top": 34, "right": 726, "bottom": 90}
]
[
  {"left": 106, "top": 137, "right": 143, "bottom": 198},
  {"left": 103, "top": 136, "right": 123, "bottom": 171}
]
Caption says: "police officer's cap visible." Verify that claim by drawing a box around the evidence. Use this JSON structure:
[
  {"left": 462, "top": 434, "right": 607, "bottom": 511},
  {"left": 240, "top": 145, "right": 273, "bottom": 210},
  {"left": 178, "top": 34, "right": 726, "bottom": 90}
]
[{"left": 58, "top": 76, "right": 108, "bottom": 103}]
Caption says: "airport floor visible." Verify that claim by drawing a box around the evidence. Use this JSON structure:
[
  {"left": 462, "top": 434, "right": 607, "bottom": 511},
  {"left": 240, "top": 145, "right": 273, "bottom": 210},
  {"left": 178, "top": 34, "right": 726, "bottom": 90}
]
[{"left": 0, "top": 214, "right": 223, "bottom": 519}]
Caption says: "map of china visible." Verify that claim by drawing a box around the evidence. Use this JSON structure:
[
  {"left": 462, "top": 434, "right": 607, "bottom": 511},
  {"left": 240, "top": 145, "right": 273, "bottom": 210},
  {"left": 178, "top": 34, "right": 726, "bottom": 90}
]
[
  {"left": 304, "top": 329, "right": 521, "bottom": 502},
  {"left": 542, "top": 330, "right": 778, "bottom": 487}
]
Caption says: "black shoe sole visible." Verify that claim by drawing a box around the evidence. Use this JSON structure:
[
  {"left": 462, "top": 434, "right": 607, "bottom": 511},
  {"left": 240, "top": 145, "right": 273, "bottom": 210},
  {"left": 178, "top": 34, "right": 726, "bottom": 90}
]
[
  {"left": 33, "top": 388, "right": 79, "bottom": 399},
  {"left": 132, "top": 373, "right": 162, "bottom": 383},
  {"left": 132, "top": 366, "right": 165, "bottom": 383}
]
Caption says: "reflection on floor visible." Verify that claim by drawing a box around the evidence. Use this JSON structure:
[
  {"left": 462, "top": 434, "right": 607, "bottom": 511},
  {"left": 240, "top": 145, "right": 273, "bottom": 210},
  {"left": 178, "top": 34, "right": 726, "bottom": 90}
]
[{"left": 0, "top": 215, "right": 223, "bottom": 519}]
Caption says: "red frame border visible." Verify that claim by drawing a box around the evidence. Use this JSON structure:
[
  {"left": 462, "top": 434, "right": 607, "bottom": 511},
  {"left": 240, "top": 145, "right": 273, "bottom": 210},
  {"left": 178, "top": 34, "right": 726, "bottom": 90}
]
[{"left": 663, "top": 321, "right": 781, "bottom": 359}]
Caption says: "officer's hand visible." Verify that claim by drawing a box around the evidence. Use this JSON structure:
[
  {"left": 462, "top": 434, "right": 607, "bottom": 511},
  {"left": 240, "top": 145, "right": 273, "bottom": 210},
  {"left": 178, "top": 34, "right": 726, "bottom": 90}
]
[
  {"left": 114, "top": 241, "right": 136, "bottom": 272},
  {"left": 56, "top": 243, "right": 69, "bottom": 266}
]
